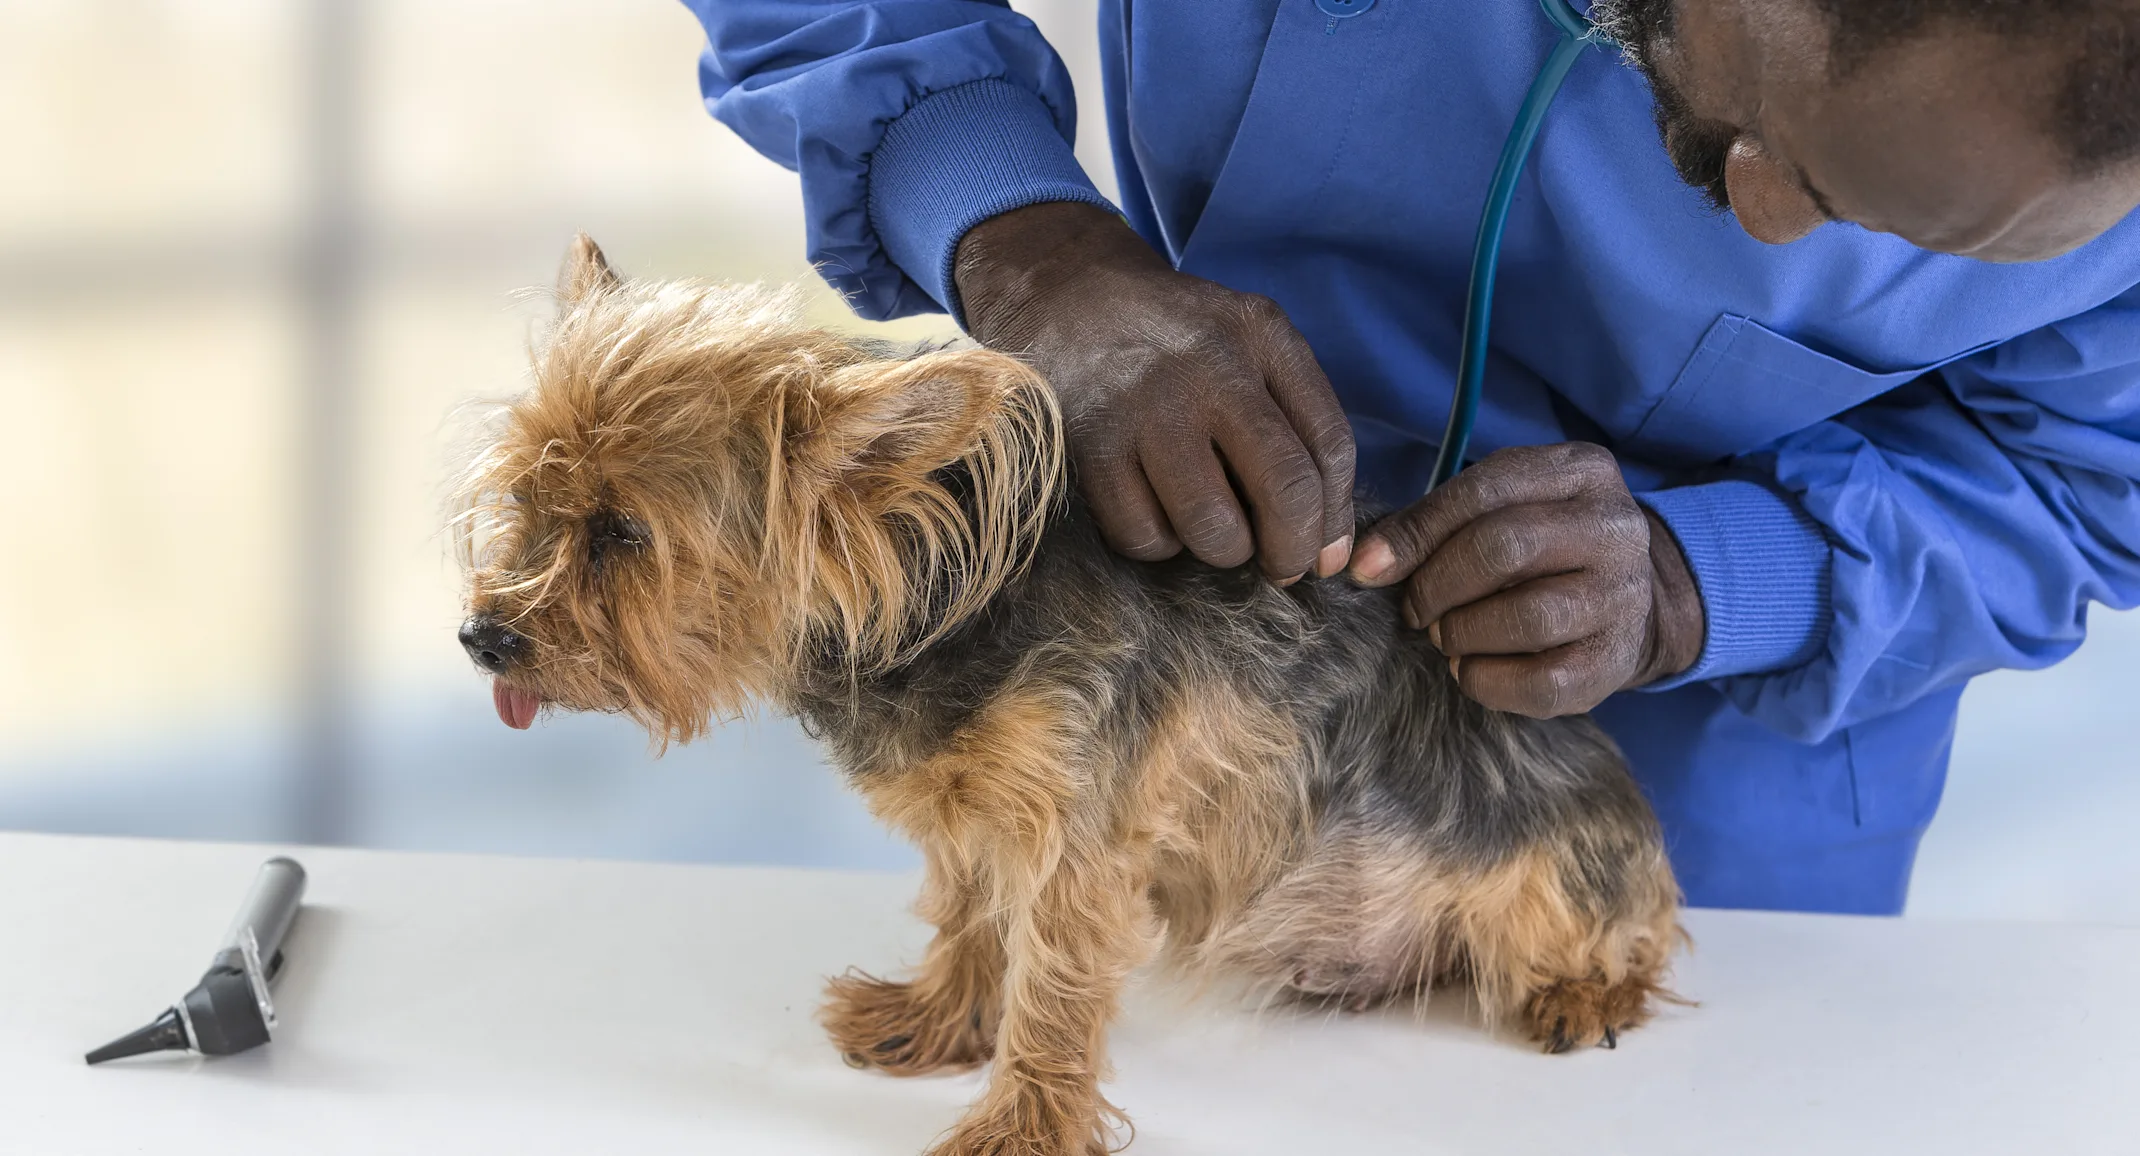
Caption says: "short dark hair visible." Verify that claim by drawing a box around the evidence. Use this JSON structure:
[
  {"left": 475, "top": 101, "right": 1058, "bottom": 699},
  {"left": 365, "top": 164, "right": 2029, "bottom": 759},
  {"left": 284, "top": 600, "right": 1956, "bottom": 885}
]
[
  {"left": 1598, "top": 0, "right": 2140, "bottom": 175},
  {"left": 1816, "top": 0, "right": 2140, "bottom": 172}
]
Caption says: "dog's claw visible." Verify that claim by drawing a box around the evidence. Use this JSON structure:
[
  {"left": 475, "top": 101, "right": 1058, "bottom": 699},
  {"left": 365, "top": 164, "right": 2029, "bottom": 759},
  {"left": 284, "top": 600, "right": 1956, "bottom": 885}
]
[
  {"left": 1600, "top": 1026, "right": 1618, "bottom": 1050},
  {"left": 842, "top": 1051, "right": 869, "bottom": 1069},
  {"left": 1545, "top": 1016, "right": 1574, "bottom": 1055},
  {"left": 874, "top": 1034, "right": 912, "bottom": 1055}
]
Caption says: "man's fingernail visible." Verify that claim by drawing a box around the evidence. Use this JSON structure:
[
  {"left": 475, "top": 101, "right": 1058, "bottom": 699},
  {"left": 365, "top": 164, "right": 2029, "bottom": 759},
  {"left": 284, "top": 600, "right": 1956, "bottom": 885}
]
[
  {"left": 1448, "top": 655, "right": 1462, "bottom": 683},
  {"left": 1402, "top": 603, "right": 1421, "bottom": 631},
  {"left": 1277, "top": 571, "right": 1304, "bottom": 588},
  {"left": 1427, "top": 620, "right": 1443, "bottom": 651},
  {"left": 1349, "top": 539, "right": 1395, "bottom": 583},
  {"left": 1316, "top": 536, "right": 1353, "bottom": 578}
]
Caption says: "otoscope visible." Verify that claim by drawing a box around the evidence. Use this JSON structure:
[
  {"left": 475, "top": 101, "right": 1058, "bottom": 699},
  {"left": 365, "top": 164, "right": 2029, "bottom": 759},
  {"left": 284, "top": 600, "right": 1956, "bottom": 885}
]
[{"left": 85, "top": 857, "right": 307, "bottom": 1064}]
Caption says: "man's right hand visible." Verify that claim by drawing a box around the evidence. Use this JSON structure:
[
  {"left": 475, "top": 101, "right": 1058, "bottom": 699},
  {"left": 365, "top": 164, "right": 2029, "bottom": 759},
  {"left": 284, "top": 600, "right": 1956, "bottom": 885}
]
[{"left": 952, "top": 202, "right": 1356, "bottom": 584}]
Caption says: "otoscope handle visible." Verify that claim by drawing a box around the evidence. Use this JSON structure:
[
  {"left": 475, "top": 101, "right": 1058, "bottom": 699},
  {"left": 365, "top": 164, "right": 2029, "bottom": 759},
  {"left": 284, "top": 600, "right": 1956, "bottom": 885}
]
[{"left": 218, "top": 856, "right": 306, "bottom": 969}]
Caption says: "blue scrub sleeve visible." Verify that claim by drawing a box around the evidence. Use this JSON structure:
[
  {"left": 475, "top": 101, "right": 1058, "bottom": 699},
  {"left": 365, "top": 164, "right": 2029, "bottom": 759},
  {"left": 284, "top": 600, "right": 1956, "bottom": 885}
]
[
  {"left": 683, "top": 0, "right": 1116, "bottom": 322},
  {"left": 1635, "top": 479, "right": 1833, "bottom": 689},
  {"left": 1642, "top": 284, "right": 2140, "bottom": 745}
]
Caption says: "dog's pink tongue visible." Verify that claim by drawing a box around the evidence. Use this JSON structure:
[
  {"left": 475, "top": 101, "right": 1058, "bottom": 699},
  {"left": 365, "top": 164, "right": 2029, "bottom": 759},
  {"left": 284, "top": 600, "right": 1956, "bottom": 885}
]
[{"left": 493, "top": 682, "right": 542, "bottom": 730}]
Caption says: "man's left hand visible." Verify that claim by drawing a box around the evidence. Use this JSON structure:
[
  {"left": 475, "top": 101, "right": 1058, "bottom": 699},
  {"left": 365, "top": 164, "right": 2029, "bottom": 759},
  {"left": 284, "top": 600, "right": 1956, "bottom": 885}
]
[{"left": 1347, "top": 443, "right": 1706, "bottom": 718}]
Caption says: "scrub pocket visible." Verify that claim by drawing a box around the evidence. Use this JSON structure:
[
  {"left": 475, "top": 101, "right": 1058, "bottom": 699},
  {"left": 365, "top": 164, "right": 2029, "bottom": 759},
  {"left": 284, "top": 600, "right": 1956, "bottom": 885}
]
[{"left": 1621, "top": 314, "right": 1993, "bottom": 468}]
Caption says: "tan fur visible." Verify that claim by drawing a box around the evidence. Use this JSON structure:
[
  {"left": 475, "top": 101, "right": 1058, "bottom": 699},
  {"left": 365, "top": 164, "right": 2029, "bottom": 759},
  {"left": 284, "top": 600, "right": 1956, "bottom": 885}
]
[
  {"left": 1131, "top": 679, "right": 1312, "bottom": 960},
  {"left": 1201, "top": 833, "right": 1682, "bottom": 1031},
  {"left": 844, "top": 685, "right": 1152, "bottom": 1155},
  {"left": 824, "top": 841, "right": 1005, "bottom": 1076},
  {"left": 459, "top": 238, "right": 1685, "bottom": 1156},
  {"left": 455, "top": 238, "right": 1059, "bottom": 744}
]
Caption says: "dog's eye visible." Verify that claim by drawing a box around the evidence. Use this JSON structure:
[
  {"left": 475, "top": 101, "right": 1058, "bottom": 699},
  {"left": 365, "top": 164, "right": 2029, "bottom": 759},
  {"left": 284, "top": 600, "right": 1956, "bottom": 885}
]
[{"left": 586, "top": 511, "right": 648, "bottom": 569}]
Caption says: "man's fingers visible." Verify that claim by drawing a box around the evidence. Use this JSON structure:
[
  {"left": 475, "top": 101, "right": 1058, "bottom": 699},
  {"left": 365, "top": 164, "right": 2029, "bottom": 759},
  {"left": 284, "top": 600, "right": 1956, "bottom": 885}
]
[
  {"left": 1253, "top": 310, "right": 1357, "bottom": 575},
  {"left": 1211, "top": 392, "right": 1325, "bottom": 580},
  {"left": 1451, "top": 636, "right": 1622, "bottom": 718},
  {"left": 1142, "top": 433, "right": 1255, "bottom": 569},
  {"left": 1403, "top": 498, "right": 1646, "bottom": 628},
  {"left": 1073, "top": 445, "right": 1182, "bottom": 562},
  {"left": 1350, "top": 443, "right": 1619, "bottom": 588},
  {"left": 1401, "top": 502, "right": 1596, "bottom": 627},
  {"left": 1429, "top": 572, "right": 1624, "bottom": 656}
]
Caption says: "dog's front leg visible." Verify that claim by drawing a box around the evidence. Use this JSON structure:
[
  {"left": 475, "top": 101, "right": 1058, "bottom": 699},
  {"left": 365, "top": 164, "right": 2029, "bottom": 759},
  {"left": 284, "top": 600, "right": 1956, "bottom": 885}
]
[
  {"left": 825, "top": 843, "right": 1006, "bottom": 1075},
  {"left": 854, "top": 691, "right": 1155, "bottom": 1155},
  {"left": 929, "top": 828, "right": 1152, "bottom": 1156}
]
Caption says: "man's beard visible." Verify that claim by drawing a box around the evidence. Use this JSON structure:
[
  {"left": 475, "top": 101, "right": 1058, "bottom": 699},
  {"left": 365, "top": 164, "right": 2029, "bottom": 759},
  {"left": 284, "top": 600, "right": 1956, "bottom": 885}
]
[{"left": 1590, "top": 0, "right": 1737, "bottom": 209}]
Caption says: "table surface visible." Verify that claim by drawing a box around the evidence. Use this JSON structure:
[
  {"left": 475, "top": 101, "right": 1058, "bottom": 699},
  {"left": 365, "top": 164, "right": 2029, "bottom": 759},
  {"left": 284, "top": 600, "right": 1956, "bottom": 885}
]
[{"left": 4, "top": 832, "right": 2135, "bottom": 1155}]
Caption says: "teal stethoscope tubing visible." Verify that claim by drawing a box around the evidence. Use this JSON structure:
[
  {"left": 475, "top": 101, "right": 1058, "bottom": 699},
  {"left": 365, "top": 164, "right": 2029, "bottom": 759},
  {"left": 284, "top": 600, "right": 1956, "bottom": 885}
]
[{"left": 1427, "top": 0, "right": 1602, "bottom": 491}]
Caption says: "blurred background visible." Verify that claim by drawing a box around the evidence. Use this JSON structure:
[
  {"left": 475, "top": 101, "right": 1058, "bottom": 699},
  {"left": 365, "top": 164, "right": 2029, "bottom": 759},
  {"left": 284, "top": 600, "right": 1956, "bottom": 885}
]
[{"left": 2, "top": 0, "right": 2134, "bottom": 923}]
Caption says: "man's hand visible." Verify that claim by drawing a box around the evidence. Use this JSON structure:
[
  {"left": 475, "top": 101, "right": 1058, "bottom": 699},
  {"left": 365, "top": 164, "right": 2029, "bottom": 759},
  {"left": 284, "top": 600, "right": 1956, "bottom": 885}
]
[
  {"left": 954, "top": 202, "right": 1356, "bottom": 583},
  {"left": 1347, "top": 443, "right": 1706, "bottom": 718}
]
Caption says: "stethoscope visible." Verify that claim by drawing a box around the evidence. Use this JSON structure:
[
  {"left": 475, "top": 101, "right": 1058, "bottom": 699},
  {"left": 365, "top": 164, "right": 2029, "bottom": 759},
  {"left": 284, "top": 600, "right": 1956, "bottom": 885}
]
[{"left": 1425, "top": 0, "right": 1603, "bottom": 489}]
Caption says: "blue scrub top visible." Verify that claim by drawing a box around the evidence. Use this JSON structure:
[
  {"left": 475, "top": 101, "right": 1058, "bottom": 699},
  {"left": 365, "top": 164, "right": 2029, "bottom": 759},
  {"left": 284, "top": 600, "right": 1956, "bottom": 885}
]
[{"left": 686, "top": 0, "right": 2140, "bottom": 914}]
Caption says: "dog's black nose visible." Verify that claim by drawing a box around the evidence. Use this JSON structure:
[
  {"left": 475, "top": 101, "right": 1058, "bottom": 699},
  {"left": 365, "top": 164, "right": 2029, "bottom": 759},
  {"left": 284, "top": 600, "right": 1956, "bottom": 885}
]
[{"left": 460, "top": 615, "right": 527, "bottom": 674}]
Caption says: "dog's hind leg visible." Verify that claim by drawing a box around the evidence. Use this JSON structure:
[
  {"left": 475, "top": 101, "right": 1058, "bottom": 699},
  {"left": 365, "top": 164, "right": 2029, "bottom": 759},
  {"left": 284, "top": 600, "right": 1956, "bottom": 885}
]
[
  {"left": 1212, "top": 816, "right": 1680, "bottom": 1050},
  {"left": 1450, "top": 839, "right": 1683, "bottom": 1053},
  {"left": 823, "top": 842, "right": 1006, "bottom": 1076}
]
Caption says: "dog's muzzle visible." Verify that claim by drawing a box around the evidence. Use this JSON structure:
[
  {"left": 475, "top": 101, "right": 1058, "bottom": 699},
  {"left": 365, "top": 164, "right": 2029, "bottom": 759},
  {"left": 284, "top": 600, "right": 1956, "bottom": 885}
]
[{"left": 460, "top": 615, "right": 528, "bottom": 674}]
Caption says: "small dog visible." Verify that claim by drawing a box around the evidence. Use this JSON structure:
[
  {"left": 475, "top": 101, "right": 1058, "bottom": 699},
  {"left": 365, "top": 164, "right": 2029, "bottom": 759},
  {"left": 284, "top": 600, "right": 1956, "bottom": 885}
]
[{"left": 457, "top": 236, "right": 1682, "bottom": 1156}]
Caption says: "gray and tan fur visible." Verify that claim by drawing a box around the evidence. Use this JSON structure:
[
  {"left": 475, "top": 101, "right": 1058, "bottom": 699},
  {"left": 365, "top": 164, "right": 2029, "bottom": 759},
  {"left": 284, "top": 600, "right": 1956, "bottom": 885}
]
[{"left": 457, "top": 236, "right": 1683, "bottom": 1156}]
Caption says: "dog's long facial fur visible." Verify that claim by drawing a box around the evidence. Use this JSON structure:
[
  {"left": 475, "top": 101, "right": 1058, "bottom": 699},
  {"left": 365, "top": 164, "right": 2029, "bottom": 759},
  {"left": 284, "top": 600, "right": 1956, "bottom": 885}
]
[
  {"left": 460, "top": 238, "right": 1682, "bottom": 1156},
  {"left": 456, "top": 236, "right": 1060, "bottom": 743}
]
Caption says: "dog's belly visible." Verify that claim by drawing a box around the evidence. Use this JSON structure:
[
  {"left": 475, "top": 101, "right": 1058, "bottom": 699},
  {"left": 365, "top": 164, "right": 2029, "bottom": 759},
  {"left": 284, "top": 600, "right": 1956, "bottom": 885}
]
[
  {"left": 1166, "top": 819, "right": 1467, "bottom": 1008},
  {"left": 1123, "top": 686, "right": 1458, "bottom": 1007}
]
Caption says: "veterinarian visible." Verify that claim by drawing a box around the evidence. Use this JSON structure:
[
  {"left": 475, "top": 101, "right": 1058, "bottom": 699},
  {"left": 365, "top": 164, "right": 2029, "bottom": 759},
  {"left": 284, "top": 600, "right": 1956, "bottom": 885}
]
[{"left": 683, "top": 0, "right": 2140, "bottom": 915}]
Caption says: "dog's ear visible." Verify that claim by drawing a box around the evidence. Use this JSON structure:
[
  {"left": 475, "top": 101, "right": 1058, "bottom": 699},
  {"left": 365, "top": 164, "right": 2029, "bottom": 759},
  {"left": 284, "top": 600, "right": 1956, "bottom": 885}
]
[
  {"left": 558, "top": 233, "right": 620, "bottom": 308},
  {"left": 779, "top": 344, "right": 1060, "bottom": 669},
  {"left": 798, "top": 350, "right": 1027, "bottom": 479}
]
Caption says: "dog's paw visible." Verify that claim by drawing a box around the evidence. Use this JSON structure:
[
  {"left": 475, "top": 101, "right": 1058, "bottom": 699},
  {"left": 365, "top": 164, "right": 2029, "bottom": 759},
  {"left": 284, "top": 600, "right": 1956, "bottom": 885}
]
[
  {"left": 822, "top": 970, "right": 995, "bottom": 1076},
  {"left": 924, "top": 1135, "right": 1111, "bottom": 1156},
  {"left": 1521, "top": 972, "right": 1660, "bottom": 1054},
  {"left": 922, "top": 1101, "right": 1114, "bottom": 1156}
]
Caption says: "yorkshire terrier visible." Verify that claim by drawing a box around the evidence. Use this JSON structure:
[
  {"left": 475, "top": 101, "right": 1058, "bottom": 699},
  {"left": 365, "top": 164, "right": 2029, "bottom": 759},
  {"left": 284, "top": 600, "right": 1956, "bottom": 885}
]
[{"left": 456, "top": 236, "right": 1682, "bottom": 1156}]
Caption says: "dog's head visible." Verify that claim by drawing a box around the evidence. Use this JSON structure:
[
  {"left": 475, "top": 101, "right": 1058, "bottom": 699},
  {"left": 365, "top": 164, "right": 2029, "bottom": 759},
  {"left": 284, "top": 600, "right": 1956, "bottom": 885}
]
[{"left": 454, "top": 236, "right": 1060, "bottom": 743}]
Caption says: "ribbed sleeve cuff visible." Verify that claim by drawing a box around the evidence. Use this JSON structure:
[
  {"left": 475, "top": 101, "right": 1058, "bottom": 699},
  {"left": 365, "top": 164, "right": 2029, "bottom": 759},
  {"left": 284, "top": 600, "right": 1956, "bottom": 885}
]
[
  {"left": 866, "top": 78, "right": 1116, "bottom": 322},
  {"left": 1637, "top": 479, "right": 1833, "bottom": 688}
]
